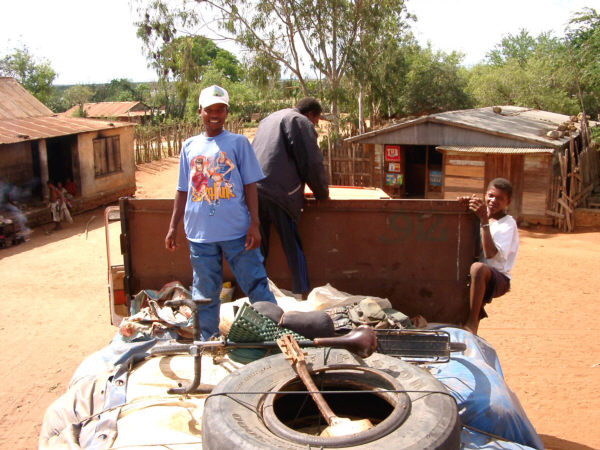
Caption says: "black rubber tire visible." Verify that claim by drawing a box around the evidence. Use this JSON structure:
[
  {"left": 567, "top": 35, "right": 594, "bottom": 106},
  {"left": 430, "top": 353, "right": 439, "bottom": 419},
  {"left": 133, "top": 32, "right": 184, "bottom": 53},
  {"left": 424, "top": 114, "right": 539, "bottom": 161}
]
[{"left": 202, "top": 349, "right": 460, "bottom": 449}]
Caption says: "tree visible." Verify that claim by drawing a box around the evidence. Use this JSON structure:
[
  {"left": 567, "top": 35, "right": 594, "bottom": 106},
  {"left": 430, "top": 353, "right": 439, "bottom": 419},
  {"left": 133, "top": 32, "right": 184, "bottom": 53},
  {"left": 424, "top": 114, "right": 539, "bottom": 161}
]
[
  {"left": 565, "top": 7, "right": 600, "bottom": 119},
  {"left": 135, "top": 20, "right": 243, "bottom": 118},
  {"left": 154, "top": 35, "right": 241, "bottom": 83},
  {"left": 134, "top": 0, "right": 412, "bottom": 132},
  {"left": 92, "top": 78, "right": 140, "bottom": 102},
  {"left": 467, "top": 31, "right": 580, "bottom": 114},
  {"left": 400, "top": 46, "right": 473, "bottom": 116},
  {"left": 62, "top": 85, "right": 94, "bottom": 114},
  {"left": 163, "top": 36, "right": 241, "bottom": 117},
  {"left": 0, "top": 45, "right": 57, "bottom": 106},
  {"left": 244, "top": 52, "right": 280, "bottom": 92},
  {"left": 486, "top": 29, "right": 537, "bottom": 67},
  {"left": 345, "top": 12, "right": 415, "bottom": 132}
]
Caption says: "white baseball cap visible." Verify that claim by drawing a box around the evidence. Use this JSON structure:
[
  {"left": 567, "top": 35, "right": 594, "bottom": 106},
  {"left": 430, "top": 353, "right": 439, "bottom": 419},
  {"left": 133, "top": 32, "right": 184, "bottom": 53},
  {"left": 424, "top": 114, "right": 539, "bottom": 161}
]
[{"left": 199, "top": 85, "right": 229, "bottom": 109}]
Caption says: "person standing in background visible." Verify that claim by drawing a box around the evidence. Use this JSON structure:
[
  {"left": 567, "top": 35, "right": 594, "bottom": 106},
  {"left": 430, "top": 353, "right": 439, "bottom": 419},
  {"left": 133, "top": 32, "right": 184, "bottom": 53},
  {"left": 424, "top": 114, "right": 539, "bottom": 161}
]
[
  {"left": 252, "top": 97, "right": 330, "bottom": 297},
  {"left": 64, "top": 178, "right": 77, "bottom": 198},
  {"left": 46, "top": 181, "right": 72, "bottom": 230}
]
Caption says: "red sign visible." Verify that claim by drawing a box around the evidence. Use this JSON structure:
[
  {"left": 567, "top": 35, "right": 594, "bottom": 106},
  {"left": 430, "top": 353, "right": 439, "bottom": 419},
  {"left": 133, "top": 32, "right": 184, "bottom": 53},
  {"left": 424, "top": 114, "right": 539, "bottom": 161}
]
[{"left": 385, "top": 145, "right": 400, "bottom": 161}]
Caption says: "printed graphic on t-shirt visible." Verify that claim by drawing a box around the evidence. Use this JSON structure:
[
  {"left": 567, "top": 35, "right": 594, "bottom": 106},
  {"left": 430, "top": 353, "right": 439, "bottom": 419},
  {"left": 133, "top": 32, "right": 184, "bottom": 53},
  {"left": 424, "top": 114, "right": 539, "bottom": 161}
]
[{"left": 190, "top": 152, "right": 236, "bottom": 213}]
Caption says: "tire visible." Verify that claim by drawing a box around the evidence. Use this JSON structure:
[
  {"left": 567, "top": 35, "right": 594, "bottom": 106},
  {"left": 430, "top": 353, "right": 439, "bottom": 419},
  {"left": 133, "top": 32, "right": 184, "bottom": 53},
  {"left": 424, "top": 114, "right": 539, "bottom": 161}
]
[{"left": 202, "top": 349, "right": 460, "bottom": 449}]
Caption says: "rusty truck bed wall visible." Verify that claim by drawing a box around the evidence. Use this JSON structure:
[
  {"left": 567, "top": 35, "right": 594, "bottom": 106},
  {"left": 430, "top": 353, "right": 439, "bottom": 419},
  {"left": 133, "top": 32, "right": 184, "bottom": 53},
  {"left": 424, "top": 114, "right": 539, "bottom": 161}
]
[{"left": 117, "top": 197, "right": 477, "bottom": 325}]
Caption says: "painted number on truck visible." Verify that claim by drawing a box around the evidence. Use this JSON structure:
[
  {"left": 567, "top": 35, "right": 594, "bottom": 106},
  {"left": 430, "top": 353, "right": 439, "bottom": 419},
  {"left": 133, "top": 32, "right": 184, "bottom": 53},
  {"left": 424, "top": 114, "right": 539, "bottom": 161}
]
[{"left": 378, "top": 213, "right": 447, "bottom": 243}]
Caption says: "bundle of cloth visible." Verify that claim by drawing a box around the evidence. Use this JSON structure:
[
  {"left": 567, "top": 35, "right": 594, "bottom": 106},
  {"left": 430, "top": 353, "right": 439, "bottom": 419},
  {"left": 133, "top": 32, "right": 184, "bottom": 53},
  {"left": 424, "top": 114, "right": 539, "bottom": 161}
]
[
  {"left": 118, "top": 280, "right": 420, "bottom": 343},
  {"left": 219, "top": 281, "right": 419, "bottom": 338}
]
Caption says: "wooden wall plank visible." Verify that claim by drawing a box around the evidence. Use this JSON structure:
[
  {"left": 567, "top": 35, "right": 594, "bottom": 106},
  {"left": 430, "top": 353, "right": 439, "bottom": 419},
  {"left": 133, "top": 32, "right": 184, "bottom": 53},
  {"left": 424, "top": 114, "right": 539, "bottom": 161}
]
[
  {"left": 445, "top": 164, "right": 485, "bottom": 177},
  {"left": 445, "top": 176, "right": 485, "bottom": 190},
  {"left": 522, "top": 154, "right": 551, "bottom": 216}
]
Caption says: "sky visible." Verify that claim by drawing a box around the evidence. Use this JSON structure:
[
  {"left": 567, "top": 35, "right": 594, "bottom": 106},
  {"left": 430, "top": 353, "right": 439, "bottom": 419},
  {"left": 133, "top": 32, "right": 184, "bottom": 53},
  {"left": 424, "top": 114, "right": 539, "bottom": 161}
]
[{"left": 0, "top": 0, "right": 598, "bottom": 85}]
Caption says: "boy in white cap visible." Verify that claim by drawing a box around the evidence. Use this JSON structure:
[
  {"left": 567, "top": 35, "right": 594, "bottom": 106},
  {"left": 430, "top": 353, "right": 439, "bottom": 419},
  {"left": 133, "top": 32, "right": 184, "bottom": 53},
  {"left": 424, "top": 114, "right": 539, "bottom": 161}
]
[{"left": 165, "top": 85, "right": 276, "bottom": 340}]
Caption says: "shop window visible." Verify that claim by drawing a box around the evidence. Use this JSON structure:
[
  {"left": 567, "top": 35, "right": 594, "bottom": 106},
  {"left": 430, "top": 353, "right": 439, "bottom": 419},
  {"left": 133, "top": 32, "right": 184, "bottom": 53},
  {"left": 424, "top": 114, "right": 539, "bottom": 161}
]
[{"left": 93, "top": 136, "right": 121, "bottom": 177}]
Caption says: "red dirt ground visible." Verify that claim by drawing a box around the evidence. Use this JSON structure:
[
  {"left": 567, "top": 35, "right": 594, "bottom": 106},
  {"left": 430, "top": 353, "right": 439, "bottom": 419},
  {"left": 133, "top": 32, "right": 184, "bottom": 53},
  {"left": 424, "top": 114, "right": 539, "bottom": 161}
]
[{"left": 0, "top": 156, "right": 598, "bottom": 449}]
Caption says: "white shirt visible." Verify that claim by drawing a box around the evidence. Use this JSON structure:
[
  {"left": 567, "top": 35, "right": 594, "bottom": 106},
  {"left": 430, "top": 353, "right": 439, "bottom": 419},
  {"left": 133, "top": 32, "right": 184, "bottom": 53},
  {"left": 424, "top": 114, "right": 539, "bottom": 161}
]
[{"left": 483, "top": 215, "right": 519, "bottom": 279}]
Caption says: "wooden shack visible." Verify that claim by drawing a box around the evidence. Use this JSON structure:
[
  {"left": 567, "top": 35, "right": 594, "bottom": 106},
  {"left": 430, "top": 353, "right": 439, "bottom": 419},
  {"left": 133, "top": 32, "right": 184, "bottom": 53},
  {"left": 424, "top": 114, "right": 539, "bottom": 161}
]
[
  {"left": 344, "top": 106, "right": 598, "bottom": 225},
  {"left": 0, "top": 77, "right": 136, "bottom": 226}
]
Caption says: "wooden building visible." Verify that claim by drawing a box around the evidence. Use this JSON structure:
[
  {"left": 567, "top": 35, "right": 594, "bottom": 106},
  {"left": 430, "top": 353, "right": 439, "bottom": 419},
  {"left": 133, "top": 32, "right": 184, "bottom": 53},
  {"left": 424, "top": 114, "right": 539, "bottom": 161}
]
[
  {"left": 0, "top": 77, "right": 136, "bottom": 226},
  {"left": 344, "top": 106, "right": 598, "bottom": 224}
]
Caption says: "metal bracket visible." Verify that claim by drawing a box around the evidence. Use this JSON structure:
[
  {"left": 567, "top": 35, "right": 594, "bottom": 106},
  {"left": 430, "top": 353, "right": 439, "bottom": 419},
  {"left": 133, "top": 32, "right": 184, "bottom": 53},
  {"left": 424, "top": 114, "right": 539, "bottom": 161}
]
[{"left": 150, "top": 298, "right": 215, "bottom": 394}]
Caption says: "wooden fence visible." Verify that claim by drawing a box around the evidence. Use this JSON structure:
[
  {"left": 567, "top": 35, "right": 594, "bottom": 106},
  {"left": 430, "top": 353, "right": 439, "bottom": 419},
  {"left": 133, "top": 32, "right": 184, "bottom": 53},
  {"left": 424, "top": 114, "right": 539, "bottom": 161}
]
[
  {"left": 548, "top": 117, "right": 600, "bottom": 232},
  {"left": 323, "top": 141, "right": 375, "bottom": 187},
  {"left": 319, "top": 120, "right": 379, "bottom": 188},
  {"left": 133, "top": 120, "right": 245, "bottom": 164},
  {"left": 134, "top": 119, "right": 378, "bottom": 188}
]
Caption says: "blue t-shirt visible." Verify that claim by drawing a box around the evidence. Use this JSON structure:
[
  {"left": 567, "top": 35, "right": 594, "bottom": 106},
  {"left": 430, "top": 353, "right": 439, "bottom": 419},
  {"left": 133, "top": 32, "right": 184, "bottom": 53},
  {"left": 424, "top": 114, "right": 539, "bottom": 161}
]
[{"left": 177, "top": 130, "right": 265, "bottom": 243}]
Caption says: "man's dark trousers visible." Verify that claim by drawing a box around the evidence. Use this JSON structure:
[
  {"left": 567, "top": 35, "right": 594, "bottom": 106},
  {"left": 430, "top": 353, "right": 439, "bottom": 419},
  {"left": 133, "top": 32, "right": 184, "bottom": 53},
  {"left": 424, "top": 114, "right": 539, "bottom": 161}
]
[{"left": 258, "top": 195, "right": 309, "bottom": 294}]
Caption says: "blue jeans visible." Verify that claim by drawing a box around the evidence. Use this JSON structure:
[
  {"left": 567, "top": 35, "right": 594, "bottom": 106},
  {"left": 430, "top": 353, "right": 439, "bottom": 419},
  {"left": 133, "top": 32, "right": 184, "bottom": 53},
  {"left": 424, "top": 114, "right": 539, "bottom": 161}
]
[{"left": 188, "top": 236, "right": 276, "bottom": 340}]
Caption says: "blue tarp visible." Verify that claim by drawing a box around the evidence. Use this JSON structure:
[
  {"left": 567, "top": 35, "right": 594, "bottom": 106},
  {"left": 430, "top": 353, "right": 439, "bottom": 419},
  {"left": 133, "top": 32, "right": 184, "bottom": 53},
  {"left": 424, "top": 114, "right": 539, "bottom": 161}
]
[
  {"left": 42, "top": 325, "right": 544, "bottom": 449},
  {"left": 426, "top": 326, "right": 544, "bottom": 449}
]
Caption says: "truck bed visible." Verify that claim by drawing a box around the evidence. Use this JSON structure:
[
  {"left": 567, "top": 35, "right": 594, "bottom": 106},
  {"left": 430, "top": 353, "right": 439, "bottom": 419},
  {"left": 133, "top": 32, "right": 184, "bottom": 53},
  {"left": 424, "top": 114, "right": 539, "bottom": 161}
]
[{"left": 107, "top": 195, "right": 478, "bottom": 326}]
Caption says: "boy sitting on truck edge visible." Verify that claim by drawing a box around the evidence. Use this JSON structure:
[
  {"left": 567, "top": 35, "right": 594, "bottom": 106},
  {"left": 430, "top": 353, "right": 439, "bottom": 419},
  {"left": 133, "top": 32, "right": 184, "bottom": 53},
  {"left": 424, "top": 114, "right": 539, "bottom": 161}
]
[
  {"left": 457, "top": 178, "right": 519, "bottom": 335},
  {"left": 165, "top": 85, "right": 276, "bottom": 340}
]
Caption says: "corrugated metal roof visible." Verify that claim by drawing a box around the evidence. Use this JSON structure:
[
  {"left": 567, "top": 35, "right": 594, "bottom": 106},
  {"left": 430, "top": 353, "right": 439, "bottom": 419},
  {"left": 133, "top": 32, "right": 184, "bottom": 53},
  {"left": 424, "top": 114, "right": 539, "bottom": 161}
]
[
  {"left": 345, "top": 106, "right": 589, "bottom": 147},
  {"left": 437, "top": 146, "right": 555, "bottom": 154},
  {"left": 0, "top": 115, "right": 134, "bottom": 145},
  {"left": 63, "top": 101, "right": 150, "bottom": 118},
  {"left": 0, "top": 78, "right": 134, "bottom": 144},
  {"left": 0, "top": 77, "right": 54, "bottom": 119}
]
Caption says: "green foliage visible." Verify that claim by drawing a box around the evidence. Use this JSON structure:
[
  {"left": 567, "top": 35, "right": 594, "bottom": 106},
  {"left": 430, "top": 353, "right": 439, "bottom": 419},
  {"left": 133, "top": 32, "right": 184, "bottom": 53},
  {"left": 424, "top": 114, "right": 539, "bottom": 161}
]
[
  {"left": 467, "top": 31, "right": 581, "bottom": 114},
  {"left": 92, "top": 78, "right": 144, "bottom": 102},
  {"left": 165, "top": 37, "right": 242, "bottom": 118},
  {"left": 465, "top": 12, "right": 600, "bottom": 119},
  {"left": 486, "top": 29, "right": 538, "bottom": 67},
  {"left": 590, "top": 125, "right": 600, "bottom": 150},
  {"left": 0, "top": 45, "right": 57, "bottom": 107},
  {"left": 342, "top": 10, "right": 416, "bottom": 128},
  {"left": 244, "top": 52, "right": 281, "bottom": 91},
  {"left": 565, "top": 7, "right": 600, "bottom": 118},
  {"left": 62, "top": 85, "right": 95, "bottom": 112},
  {"left": 5, "top": 3, "right": 598, "bottom": 136},
  {"left": 343, "top": 40, "right": 473, "bottom": 128},
  {"left": 133, "top": 0, "right": 413, "bottom": 133},
  {"left": 399, "top": 46, "right": 473, "bottom": 116},
  {"left": 134, "top": 2, "right": 244, "bottom": 119},
  {"left": 158, "top": 35, "right": 241, "bottom": 83}
]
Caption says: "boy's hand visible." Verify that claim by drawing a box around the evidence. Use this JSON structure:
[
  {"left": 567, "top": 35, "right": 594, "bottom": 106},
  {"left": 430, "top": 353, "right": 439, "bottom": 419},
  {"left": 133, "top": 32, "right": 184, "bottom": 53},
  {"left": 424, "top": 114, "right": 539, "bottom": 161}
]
[
  {"left": 245, "top": 222, "right": 261, "bottom": 250},
  {"left": 165, "top": 229, "right": 178, "bottom": 251},
  {"left": 458, "top": 195, "right": 488, "bottom": 221},
  {"left": 468, "top": 196, "right": 487, "bottom": 221},
  {"left": 456, "top": 195, "right": 471, "bottom": 207}
]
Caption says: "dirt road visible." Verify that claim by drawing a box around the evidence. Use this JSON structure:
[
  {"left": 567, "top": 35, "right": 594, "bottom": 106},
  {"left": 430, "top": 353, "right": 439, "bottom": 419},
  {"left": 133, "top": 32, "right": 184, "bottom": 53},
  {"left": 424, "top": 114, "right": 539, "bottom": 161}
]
[{"left": 0, "top": 156, "right": 598, "bottom": 449}]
